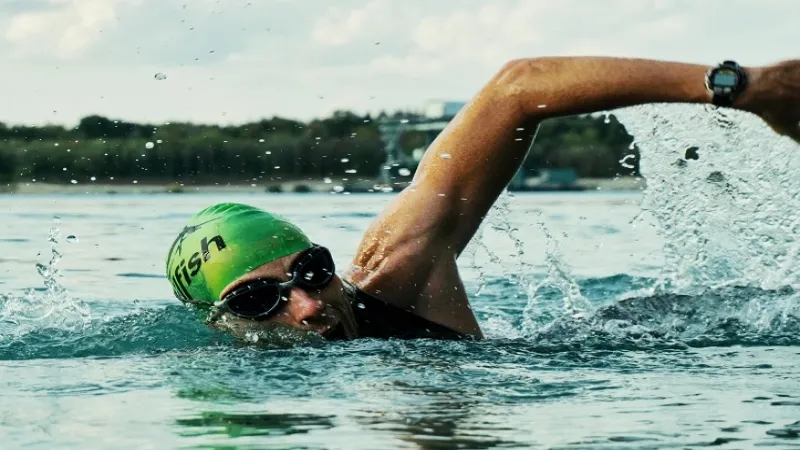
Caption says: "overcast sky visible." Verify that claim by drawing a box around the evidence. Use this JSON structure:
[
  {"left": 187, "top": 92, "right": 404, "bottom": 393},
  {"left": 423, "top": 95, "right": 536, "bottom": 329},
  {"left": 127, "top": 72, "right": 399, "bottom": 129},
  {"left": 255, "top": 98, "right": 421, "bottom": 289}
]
[{"left": 1, "top": 0, "right": 797, "bottom": 127}]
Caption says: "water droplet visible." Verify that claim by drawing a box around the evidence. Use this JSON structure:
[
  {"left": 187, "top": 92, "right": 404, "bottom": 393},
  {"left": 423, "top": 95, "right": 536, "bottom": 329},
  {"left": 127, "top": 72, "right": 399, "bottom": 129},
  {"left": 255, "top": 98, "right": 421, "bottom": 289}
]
[
  {"left": 53, "top": 216, "right": 62, "bottom": 224},
  {"left": 619, "top": 154, "right": 636, "bottom": 169},
  {"left": 356, "top": 302, "right": 365, "bottom": 309},
  {"left": 133, "top": 180, "right": 138, "bottom": 184},
  {"left": 398, "top": 168, "right": 411, "bottom": 176},
  {"left": 345, "top": 169, "right": 357, "bottom": 174},
  {"left": 538, "top": 104, "right": 547, "bottom": 108},
  {"left": 36, "top": 263, "right": 49, "bottom": 277},
  {"left": 70, "top": 179, "right": 78, "bottom": 184},
  {"left": 439, "top": 153, "right": 451, "bottom": 159},
  {"left": 66, "top": 235, "right": 78, "bottom": 243},
  {"left": 156, "top": 139, "right": 163, "bottom": 144},
  {"left": 340, "top": 158, "right": 350, "bottom": 163},
  {"left": 145, "top": 142, "right": 155, "bottom": 149},
  {"left": 258, "top": 138, "right": 265, "bottom": 143},
  {"left": 48, "top": 227, "right": 60, "bottom": 244},
  {"left": 333, "top": 185, "right": 345, "bottom": 193},
  {"left": 154, "top": 73, "right": 167, "bottom": 81},
  {"left": 90, "top": 176, "right": 96, "bottom": 181},
  {"left": 323, "top": 177, "right": 332, "bottom": 184}
]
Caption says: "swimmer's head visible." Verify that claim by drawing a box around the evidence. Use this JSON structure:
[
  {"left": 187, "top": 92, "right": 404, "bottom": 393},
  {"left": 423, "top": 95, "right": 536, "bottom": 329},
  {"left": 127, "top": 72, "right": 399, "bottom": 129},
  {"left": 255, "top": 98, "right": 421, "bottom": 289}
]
[{"left": 165, "top": 202, "right": 357, "bottom": 341}]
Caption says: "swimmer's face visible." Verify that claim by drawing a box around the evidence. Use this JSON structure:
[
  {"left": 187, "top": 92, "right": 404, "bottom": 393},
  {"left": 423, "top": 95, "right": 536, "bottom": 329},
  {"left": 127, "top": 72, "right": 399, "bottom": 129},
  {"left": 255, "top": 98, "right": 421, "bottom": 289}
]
[{"left": 215, "top": 250, "right": 358, "bottom": 341}]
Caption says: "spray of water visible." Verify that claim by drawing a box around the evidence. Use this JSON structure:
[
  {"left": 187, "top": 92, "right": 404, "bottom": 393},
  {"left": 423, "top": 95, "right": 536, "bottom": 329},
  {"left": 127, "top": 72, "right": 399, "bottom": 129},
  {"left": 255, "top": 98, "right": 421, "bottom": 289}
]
[
  {"left": 464, "top": 190, "right": 590, "bottom": 338},
  {"left": 520, "top": 104, "right": 800, "bottom": 348},
  {"left": 0, "top": 221, "right": 91, "bottom": 339},
  {"left": 615, "top": 104, "right": 800, "bottom": 293},
  {"left": 468, "top": 104, "right": 800, "bottom": 343}
]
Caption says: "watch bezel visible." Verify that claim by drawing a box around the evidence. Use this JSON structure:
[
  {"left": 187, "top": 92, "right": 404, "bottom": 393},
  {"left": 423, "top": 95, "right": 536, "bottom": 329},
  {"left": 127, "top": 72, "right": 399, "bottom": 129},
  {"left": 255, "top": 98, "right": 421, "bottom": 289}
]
[{"left": 705, "top": 60, "right": 749, "bottom": 107}]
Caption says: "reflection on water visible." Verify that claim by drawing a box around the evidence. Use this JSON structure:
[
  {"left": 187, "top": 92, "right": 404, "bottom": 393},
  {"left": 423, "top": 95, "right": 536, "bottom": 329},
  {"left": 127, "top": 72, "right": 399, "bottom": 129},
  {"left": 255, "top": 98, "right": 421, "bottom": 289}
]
[
  {"left": 174, "top": 378, "right": 525, "bottom": 449},
  {"left": 354, "top": 399, "right": 522, "bottom": 450},
  {"left": 176, "top": 411, "right": 336, "bottom": 439}
]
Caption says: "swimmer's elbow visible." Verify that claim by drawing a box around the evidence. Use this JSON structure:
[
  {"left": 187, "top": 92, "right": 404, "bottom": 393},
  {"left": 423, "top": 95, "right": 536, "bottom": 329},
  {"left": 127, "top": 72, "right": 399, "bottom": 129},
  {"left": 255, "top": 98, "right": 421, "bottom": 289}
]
[
  {"left": 495, "top": 58, "right": 552, "bottom": 82},
  {"left": 490, "top": 58, "right": 558, "bottom": 112},
  {"left": 496, "top": 57, "right": 560, "bottom": 85}
]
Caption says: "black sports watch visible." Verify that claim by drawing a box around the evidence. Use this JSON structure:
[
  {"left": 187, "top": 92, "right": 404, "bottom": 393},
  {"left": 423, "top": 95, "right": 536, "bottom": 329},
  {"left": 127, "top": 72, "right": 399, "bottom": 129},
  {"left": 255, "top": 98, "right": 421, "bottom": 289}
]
[{"left": 705, "top": 60, "right": 748, "bottom": 107}]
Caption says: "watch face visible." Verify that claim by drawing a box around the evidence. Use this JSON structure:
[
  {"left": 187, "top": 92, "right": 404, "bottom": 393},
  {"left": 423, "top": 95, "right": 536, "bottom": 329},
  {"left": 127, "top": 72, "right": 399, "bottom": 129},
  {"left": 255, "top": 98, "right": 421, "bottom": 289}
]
[{"left": 713, "top": 71, "right": 738, "bottom": 87}]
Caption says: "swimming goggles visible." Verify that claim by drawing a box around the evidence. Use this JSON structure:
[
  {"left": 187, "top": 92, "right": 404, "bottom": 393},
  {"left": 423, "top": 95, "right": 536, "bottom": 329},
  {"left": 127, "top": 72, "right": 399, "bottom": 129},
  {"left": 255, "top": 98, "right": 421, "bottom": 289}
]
[{"left": 206, "top": 244, "right": 336, "bottom": 321}]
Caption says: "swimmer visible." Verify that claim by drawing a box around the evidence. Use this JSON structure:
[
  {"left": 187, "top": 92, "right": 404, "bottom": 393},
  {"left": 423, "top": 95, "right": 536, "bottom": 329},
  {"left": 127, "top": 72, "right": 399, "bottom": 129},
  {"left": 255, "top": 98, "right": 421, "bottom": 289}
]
[{"left": 165, "top": 57, "right": 800, "bottom": 341}]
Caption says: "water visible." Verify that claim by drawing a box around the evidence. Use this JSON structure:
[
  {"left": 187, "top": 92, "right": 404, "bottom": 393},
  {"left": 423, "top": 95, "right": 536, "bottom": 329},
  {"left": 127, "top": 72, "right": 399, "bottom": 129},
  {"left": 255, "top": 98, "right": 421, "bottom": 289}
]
[{"left": 2, "top": 105, "right": 800, "bottom": 449}]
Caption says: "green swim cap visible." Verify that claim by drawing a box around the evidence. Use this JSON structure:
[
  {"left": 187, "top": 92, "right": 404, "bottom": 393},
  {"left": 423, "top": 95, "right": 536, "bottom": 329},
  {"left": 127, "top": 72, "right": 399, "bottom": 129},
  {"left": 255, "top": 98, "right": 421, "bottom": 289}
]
[{"left": 165, "top": 202, "right": 313, "bottom": 305}]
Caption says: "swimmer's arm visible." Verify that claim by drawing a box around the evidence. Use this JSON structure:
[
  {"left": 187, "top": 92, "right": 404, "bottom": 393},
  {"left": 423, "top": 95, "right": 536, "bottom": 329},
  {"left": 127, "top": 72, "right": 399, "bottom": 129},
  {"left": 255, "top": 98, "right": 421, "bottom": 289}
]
[{"left": 408, "top": 57, "right": 754, "bottom": 254}]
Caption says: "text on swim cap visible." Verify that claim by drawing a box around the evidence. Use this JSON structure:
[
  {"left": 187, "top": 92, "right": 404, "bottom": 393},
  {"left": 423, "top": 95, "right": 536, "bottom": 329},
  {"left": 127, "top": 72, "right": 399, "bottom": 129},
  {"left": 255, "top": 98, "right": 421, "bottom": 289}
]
[{"left": 172, "top": 234, "right": 227, "bottom": 301}]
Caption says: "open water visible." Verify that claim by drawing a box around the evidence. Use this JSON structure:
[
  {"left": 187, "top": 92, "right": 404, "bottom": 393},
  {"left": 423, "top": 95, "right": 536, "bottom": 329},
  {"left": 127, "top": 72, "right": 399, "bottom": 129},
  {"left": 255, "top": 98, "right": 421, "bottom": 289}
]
[{"left": 1, "top": 105, "right": 799, "bottom": 449}]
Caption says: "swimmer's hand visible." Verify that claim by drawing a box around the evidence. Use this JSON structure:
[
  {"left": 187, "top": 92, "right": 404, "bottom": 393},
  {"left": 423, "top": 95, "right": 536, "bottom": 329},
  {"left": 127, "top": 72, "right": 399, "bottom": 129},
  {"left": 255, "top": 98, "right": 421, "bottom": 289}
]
[{"left": 739, "top": 60, "right": 800, "bottom": 144}]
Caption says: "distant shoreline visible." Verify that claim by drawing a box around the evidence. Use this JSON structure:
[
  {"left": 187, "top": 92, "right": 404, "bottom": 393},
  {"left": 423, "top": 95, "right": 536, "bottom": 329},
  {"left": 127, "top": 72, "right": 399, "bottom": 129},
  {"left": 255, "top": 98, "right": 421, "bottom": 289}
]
[{"left": 0, "top": 177, "right": 645, "bottom": 195}]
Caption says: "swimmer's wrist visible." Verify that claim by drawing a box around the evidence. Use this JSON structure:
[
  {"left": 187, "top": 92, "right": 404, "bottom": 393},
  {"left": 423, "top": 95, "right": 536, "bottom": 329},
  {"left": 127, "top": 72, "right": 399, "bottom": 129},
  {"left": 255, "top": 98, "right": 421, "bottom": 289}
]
[{"left": 731, "top": 66, "right": 763, "bottom": 113}]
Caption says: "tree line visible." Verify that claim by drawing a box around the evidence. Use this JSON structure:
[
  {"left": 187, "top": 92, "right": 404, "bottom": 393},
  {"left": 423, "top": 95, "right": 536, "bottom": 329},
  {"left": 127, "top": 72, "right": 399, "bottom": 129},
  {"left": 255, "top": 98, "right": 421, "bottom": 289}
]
[{"left": 0, "top": 111, "right": 639, "bottom": 184}]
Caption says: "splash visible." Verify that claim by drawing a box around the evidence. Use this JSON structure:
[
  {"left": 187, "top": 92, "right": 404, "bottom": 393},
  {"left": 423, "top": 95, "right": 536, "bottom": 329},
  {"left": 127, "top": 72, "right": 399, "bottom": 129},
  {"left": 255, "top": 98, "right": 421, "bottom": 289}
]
[
  {"left": 0, "top": 223, "right": 91, "bottom": 339},
  {"left": 615, "top": 104, "right": 800, "bottom": 292},
  {"left": 507, "top": 104, "right": 800, "bottom": 350},
  {"left": 464, "top": 190, "right": 591, "bottom": 337},
  {"left": 0, "top": 306, "right": 230, "bottom": 360},
  {"left": 531, "top": 283, "right": 800, "bottom": 349},
  {"left": 472, "top": 104, "right": 800, "bottom": 345}
]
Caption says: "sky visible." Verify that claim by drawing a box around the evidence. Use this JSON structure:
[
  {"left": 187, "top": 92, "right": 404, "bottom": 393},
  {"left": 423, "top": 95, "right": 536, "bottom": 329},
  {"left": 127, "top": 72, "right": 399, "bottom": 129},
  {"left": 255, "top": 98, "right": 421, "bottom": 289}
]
[{"left": 0, "top": 0, "right": 797, "bottom": 127}]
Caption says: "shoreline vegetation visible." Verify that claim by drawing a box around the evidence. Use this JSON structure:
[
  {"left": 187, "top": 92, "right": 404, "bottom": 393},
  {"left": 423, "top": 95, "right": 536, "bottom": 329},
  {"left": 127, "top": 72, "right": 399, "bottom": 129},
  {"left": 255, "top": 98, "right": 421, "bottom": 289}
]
[
  {"left": 0, "top": 110, "right": 642, "bottom": 194},
  {"left": 1, "top": 176, "right": 645, "bottom": 195}
]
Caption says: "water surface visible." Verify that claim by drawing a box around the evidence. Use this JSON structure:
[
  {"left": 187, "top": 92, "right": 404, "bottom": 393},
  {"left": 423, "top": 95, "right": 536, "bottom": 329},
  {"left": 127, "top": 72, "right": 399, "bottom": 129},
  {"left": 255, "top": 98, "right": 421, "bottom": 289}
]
[{"left": 1, "top": 190, "right": 798, "bottom": 449}]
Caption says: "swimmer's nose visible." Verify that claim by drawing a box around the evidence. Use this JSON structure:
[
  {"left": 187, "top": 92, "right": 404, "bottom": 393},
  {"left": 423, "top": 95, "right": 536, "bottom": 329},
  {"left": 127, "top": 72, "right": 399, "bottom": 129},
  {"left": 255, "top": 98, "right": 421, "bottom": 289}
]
[{"left": 286, "top": 288, "right": 326, "bottom": 325}]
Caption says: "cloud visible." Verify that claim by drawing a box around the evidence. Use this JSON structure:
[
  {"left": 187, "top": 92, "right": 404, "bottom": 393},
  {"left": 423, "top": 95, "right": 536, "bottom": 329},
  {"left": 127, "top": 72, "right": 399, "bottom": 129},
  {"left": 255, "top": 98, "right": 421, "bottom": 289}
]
[
  {"left": 5, "top": 0, "right": 141, "bottom": 60},
  {"left": 311, "top": 0, "right": 389, "bottom": 47},
  {"left": 0, "top": 0, "right": 798, "bottom": 127}
]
